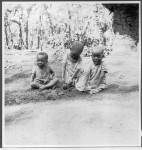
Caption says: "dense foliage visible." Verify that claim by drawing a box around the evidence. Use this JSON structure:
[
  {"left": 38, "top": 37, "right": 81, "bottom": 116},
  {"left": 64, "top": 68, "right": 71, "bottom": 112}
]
[{"left": 3, "top": 2, "right": 114, "bottom": 51}]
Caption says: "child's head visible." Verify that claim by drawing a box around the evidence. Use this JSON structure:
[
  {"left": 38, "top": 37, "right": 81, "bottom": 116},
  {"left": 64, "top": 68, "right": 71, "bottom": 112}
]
[
  {"left": 70, "top": 41, "right": 84, "bottom": 61},
  {"left": 36, "top": 52, "right": 48, "bottom": 68},
  {"left": 91, "top": 45, "right": 104, "bottom": 65}
]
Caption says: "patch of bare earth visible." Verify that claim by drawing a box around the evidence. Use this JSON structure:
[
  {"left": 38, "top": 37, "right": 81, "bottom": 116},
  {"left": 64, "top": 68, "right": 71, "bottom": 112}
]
[{"left": 4, "top": 49, "right": 140, "bottom": 146}]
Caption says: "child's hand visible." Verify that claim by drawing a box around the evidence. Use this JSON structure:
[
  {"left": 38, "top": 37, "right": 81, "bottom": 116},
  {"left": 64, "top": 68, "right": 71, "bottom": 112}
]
[
  {"left": 91, "top": 79, "right": 100, "bottom": 89},
  {"left": 43, "top": 79, "right": 50, "bottom": 84},
  {"left": 68, "top": 78, "right": 74, "bottom": 86},
  {"left": 49, "top": 74, "right": 54, "bottom": 80},
  {"left": 89, "top": 88, "right": 100, "bottom": 94},
  {"left": 69, "top": 80, "right": 73, "bottom": 86},
  {"left": 61, "top": 78, "right": 65, "bottom": 84},
  {"left": 36, "top": 79, "right": 45, "bottom": 84},
  {"left": 91, "top": 84, "right": 98, "bottom": 89},
  {"left": 37, "top": 79, "right": 49, "bottom": 84}
]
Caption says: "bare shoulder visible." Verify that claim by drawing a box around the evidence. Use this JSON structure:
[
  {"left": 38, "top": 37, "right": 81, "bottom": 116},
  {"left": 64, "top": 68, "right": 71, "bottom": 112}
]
[
  {"left": 101, "top": 61, "right": 108, "bottom": 73},
  {"left": 47, "top": 65, "right": 52, "bottom": 70},
  {"left": 101, "top": 61, "right": 107, "bottom": 67}
]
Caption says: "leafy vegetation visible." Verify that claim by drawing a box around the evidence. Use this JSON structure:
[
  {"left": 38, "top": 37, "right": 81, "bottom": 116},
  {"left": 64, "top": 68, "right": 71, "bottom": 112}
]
[{"left": 3, "top": 2, "right": 114, "bottom": 51}]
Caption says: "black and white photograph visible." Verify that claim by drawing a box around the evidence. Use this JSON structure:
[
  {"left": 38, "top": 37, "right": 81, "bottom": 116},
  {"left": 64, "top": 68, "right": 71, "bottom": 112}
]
[{"left": 2, "top": 1, "right": 141, "bottom": 147}]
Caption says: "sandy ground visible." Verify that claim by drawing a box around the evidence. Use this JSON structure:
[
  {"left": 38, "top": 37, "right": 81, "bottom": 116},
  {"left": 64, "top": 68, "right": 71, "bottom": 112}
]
[{"left": 4, "top": 48, "right": 140, "bottom": 147}]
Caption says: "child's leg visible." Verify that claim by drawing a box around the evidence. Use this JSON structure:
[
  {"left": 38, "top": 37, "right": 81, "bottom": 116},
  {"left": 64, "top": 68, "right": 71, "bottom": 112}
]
[
  {"left": 39, "top": 78, "right": 59, "bottom": 91},
  {"left": 63, "top": 82, "right": 75, "bottom": 90},
  {"left": 89, "top": 84, "right": 107, "bottom": 94},
  {"left": 31, "top": 81, "right": 43, "bottom": 89},
  {"left": 75, "top": 70, "right": 91, "bottom": 92}
]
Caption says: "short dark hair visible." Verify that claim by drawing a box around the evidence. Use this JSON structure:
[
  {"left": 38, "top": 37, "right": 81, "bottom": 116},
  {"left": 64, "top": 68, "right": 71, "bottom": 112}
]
[
  {"left": 37, "top": 52, "right": 48, "bottom": 60},
  {"left": 71, "top": 41, "right": 84, "bottom": 53}
]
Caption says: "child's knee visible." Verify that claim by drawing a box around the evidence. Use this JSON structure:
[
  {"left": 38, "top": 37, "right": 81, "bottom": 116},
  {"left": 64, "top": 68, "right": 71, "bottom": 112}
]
[
  {"left": 63, "top": 83, "right": 69, "bottom": 90},
  {"left": 31, "top": 82, "right": 39, "bottom": 89},
  {"left": 54, "top": 77, "right": 59, "bottom": 83},
  {"left": 31, "top": 82, "right": 35, "bottom": 88}
]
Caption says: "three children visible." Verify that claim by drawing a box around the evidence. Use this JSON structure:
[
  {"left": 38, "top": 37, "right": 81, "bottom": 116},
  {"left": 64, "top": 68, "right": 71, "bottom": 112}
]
[{"left": 30, "top": 42, "right": 108, "bottom": 94}]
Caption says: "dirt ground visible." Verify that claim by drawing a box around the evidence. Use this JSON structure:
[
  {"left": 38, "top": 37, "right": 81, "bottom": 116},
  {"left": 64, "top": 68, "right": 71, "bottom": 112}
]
[{"left": 4, "top": 48, "right": 140, "bottom": 146}]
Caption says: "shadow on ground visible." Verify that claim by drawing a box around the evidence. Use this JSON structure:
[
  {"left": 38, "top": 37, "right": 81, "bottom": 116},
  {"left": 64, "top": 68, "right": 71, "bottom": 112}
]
[
  {"left": 105, "top": 84, "right": 139, "bottom": 94},
  {"left": 5, "top": 82, "right": 139, "bottom": 106}
]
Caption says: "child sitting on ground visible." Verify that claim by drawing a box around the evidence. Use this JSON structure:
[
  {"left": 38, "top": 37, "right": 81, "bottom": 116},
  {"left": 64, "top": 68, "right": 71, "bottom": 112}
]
[
  {"left": 87, "top": 45, "right": 108, "bottom": 94},
  {"left": 62, "top": 41, "right": 90, "bottom": 92},
  {"left": 31, "top": 52, "right": 59, "bottom": 91}
]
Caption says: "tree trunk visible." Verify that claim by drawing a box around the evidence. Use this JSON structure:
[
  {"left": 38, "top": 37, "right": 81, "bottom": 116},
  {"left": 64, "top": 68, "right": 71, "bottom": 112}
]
[
  {"left": 4, "top": 12, "right": 9, "bottom": 48},
  {"left": 37, "top": 34, "right": 40, "bottom": 49},
  {"left": 60, "top": 33, "right": 65, "bottom": 49},
  {"left": 25, "top": 20, "right": 28, "bottom": 49},
  {"left": 43, "top": 4, "right": 54, "bottom": 36},
  {"left": 82, "top": 16, "right": 92, "bottom": 37},
  {"left": 100, "top": 23, "right": 108, "bottom": 46},
  {"left": 4, "top": 22, "right": 9, "bottom": 46},
  {"left": 11, "top": 20, "right": 23, "bottom": 50},
  {"left": 47, "top": 12, "right": 54, "bottom": 36},
  {"left": 37, "top": 15, "right": 41, "bottom": 49},
  {"left": 19, "top": 24, "right": 23, "bottom": 50},
  {"left": 8, "top": 24, "right": 13, "bottom": 49},
  {"left": 68, "top": 10, "right": 71, "bottom": 46},
  {"left": 30, "top": 28, "right": 33, "bottom": 49}
]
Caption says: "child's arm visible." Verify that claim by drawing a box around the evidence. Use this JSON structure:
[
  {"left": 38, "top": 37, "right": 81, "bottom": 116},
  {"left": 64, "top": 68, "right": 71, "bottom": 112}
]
[
  {"left": 90, "top": 71, "right": 107, "bottom": 94},
  {"left": 50, "top": 67, "right": 55, "bottom": 78},
  {"left": 93, "top": 71, "right": 106, "bottom": 88},
  {"left": 96, "top": 62, "right": 108, "bottom": 87},
  {"left": 62, "top": 61, "right": 67, "bottom": 83},
  {"left": 92, "top": 61, "right": 108, "bottom": 89},
  {"left": 71, "top": 69, "right": 80, "bottom": 81},
  {"left": 43, "top": 67, "right": 55, "bottom": 84},
  {"left": 31, "top": 71, "right": 36, "bottom": 82}
]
